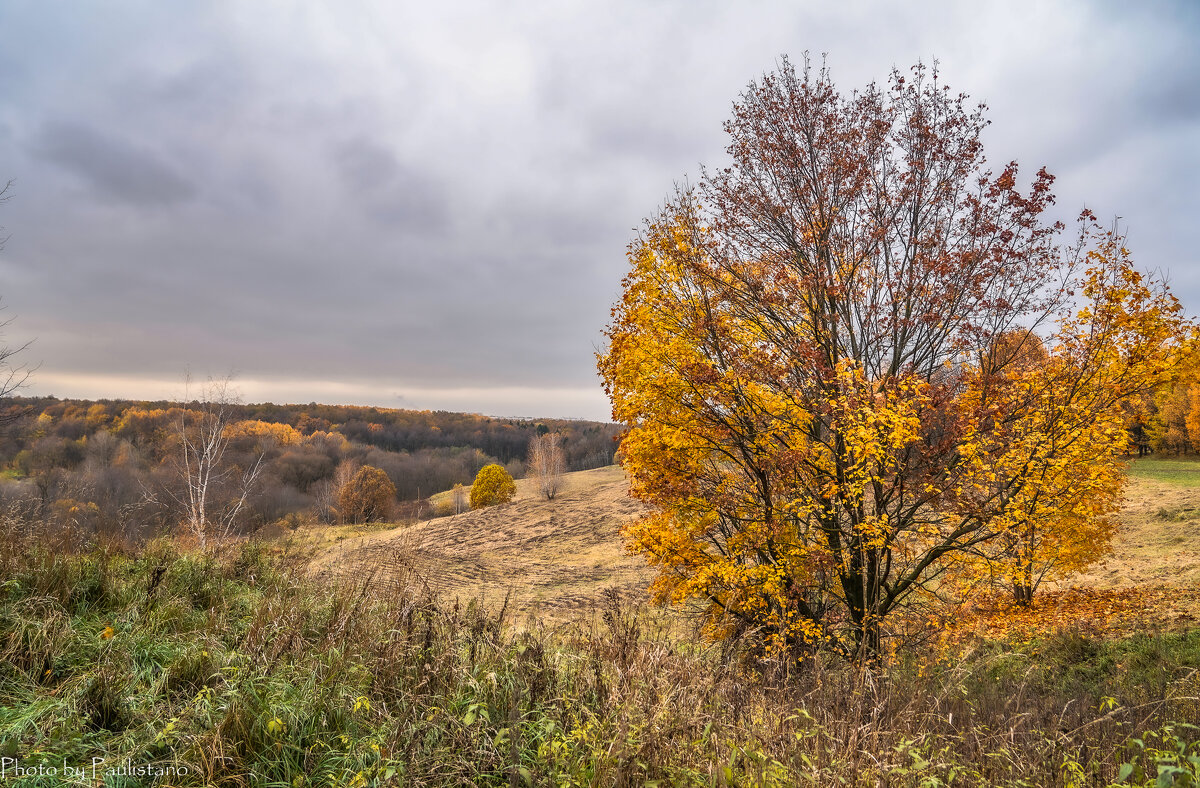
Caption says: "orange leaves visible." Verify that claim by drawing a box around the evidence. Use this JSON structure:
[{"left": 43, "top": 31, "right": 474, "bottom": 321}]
[
  {"left": 931, "top": 586, "right": 1200, "bottom": 651},
  {"left": 224, "top": 419, "right": 303, "bottom": 446},
  {"left": 337, "top": 465, "right": 396, "bottom": 524},
  {"left": 1147, "top": 332, "right": 1200, "bottom": 453},
  {"left": 601, "top": 212, "right": 1186, "bottom": 659}
]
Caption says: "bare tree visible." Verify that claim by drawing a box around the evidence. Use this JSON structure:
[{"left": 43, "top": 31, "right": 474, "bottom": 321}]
[
  {"left": 0, "top": 181, "right": 34, "bottom": 413},
  {"left": 170, "top": 375, "right": 263, "bottom": 549},
  {"left": 0, "top": 308, "right": 33, "bottom": 404},
  {"left": 527, "top": 432, "right": 565, "bottom": 500}
]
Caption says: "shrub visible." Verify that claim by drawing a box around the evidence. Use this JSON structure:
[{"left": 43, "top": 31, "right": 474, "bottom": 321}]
[
  {"left": 527, "top": 432, "right": 565, "bottom": 500},
  {"left": 469, "top": 464, "right": 516, "bottom": 509},
  {"left": 337, "top": 465, "right": 397, "bottom": 524}
]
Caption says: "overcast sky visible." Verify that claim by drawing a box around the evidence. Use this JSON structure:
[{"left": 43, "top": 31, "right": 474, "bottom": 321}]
[{"left": 0, "top": 1, "right": 1196, "bottom": 421}]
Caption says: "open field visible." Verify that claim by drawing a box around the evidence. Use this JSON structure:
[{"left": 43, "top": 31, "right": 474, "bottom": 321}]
[
  {"left": 1069, "top": 458, "right": 1200, "bottom": 602},
  {"left": 304, "top": 458, "right": 1200, "bottom": 628},
  {"left": 307, "top": 466, "right": 654, "bottom": 619},
  {"left": 1128, "top": 457, "right": 1200, "bottom": 487}
]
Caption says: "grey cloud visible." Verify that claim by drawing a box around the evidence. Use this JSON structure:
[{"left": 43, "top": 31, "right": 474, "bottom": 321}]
[
  {"left": 335, "top": 138, "right": 401, "bottom": 192},
  {"left": 33, "top": 120, "right": 196, "bottom": 207},
  {"left": 587, "top": 114, "right": 700, "bottom": 162},
  {"left": 333, "top": 137, "right": 450, "bottom": 230},
  {"left": 0, "top": 1, "right": 1197, "bottom": 420},
  {"left": 135, "top": 57, "right": 248, "bottom": 115},
  {"left": 1136, "top": 64, "right": 1200, "bottom": 124}
]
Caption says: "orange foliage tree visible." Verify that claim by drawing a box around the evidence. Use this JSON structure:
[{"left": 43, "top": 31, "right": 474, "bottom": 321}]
[
  {"left": 1147, "top": 338, "right": 1200, "bottom": 453},
  {"left": 337, "top": 465, "right": 396, "bottom": 524},
  {"left": 598, "top": 58, "right": 1188, "bottom": 660},
  {"left": 225, "top": 419, "right": 303, "bottom": 446}
]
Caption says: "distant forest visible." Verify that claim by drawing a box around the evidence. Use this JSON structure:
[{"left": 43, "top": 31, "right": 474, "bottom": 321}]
[{"left": 0, "top": 396, "right": 620, "bottom": 540}]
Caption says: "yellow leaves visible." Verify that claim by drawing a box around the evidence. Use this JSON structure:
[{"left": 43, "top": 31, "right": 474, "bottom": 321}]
[
  {"left": 825, "top": 361, "right": 928, "bottom": 486},
  {"left": 224, "top": 419, "right": 303, "bottom": 446},
  {"left": 468, "top": 465, "right": 516, "bottom": 510}
]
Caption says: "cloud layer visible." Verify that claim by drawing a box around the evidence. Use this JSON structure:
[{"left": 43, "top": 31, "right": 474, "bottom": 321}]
[{"left": 0, "top": 0, "right": 1196, "bottom": 419}]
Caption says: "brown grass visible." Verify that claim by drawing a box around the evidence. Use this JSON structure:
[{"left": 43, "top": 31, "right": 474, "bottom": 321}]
[
  {"left": 303, "top": 459, "right": 1200, "bottom": 642},
  {"left": 1070, "top": 472, "right": 1200, "bottom": 597},
  {"left": 307, "top": 466, "right": 654, "bottom": 619}
]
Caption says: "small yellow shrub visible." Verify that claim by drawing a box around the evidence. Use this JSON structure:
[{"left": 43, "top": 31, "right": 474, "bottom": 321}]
[{"left": 469, "top": 464, "right": 516, "bottom": 509}]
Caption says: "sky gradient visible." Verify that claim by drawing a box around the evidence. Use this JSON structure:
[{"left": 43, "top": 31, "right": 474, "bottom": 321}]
[{"left": 0, "top": 1, "right": 1196, "bottom": 420}]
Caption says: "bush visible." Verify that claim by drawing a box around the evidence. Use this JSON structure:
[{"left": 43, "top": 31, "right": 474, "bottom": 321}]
[
  {"left": 337, "top": 465, "right": 397, "bottom": 524},
  {"left": 469, "top": 464, "right": 516, "bottom": 509}
]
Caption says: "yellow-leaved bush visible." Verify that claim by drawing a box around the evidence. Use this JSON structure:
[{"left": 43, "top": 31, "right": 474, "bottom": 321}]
[{"left": 469, "top": 464, "right": 516, "bottom": 509}]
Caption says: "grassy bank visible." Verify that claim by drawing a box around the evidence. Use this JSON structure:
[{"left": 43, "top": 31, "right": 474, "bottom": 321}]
[
  {"left": 1, "top": 531, "right": 1199, "bottom": 786},
  {"left": 1127, "top": 457, "right": 1200, "bottom": 487}
]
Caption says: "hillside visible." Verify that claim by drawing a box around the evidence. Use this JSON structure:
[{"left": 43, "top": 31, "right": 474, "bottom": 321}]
[
  {"left": 310, "top": 457, "right": 1200, "bottom": 627},
  {"left": 5, "top": 460, "right": 1200, "bottom": 785},
  {"left": 309, "top": 466, "right": 654, "bottom": 617}
]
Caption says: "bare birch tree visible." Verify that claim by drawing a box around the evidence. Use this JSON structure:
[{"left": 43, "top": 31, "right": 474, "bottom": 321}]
[
  {"left": 0, "top": 307, "right": 33, "bottom": 404},
  {"left": 527, "top": 432, "right": 565, "bottom": 500},
  {"left": 171, "top": 375, "right": 263, "bottom": 549}
]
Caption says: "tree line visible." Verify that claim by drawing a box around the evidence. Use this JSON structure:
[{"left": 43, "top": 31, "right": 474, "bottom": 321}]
[{"left": 0, "top": 393, "right": 619, "bottom": 542}]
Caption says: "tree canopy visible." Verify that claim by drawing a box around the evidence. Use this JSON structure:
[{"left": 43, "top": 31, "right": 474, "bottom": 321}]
[
  {"left": 338, "top": 465, "right": 397, "bottom": 524},
  {"left": 470, "top": 464, "right": 517, "bottom": 509},
  {"left": 599, "top": 58, "right": 1189, "bottom": 661}
]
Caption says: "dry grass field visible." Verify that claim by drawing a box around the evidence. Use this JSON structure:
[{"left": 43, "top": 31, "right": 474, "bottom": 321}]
[
  {"left": 299, "top": 457, "right": 1200, "bottom": 630},
  {"left": 306, "top": 466, "right": 654, "bottom": 619},
  {"left": 1072, "top": 458, "right": 1200, "bottom": 592},
  {"left": 8, "top": 459, "right": 1200, "bottom": 785}
]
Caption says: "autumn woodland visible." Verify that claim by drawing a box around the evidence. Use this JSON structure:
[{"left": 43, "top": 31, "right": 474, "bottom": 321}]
[{"left": 4, "top": 58, "right": 1200, "bottom": 786}]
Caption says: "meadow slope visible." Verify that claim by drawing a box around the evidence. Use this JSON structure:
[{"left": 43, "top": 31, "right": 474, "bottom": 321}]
[
  {"left": 309, "top": 458, "right": 1200, "bottom": 627},
  {"left": 5, "top": 461, "right": 1200, "bottom": 785},
  {"left": 308, "top": 466, "right": 654, "bottom": 617}
]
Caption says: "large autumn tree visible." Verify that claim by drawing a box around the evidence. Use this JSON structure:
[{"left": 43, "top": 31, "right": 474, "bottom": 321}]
[{"left": 598, "top": 58, "right": 1187, "bottom": 661}]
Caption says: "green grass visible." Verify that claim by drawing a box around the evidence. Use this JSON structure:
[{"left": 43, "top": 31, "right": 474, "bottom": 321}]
[
  {"left": 2, "top": 530, "right": 1200, "bottom": 786},
  {"left": 1128, "top": 456, "right": 1200, "bottom": 486}
]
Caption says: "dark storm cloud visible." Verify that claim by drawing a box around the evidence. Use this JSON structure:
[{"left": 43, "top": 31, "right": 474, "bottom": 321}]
[
  {"left": 0, "top": 0, "right": 1195, "bottom": 419},
  {"left": 33, "top": 120, "right": 196, "bottom": 207}
]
